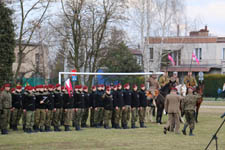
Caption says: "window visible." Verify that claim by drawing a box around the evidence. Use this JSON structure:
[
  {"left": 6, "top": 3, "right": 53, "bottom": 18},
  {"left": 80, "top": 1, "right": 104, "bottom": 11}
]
[
  {"left": 150, "top": 48, "right": 154, "bottom": 60},
  {"left": 35, "top": 53, "right": 40, "bottom": 64},
  {"left": 135, "top": 55, "right": 142, "bottom": 66},
  {"left": 194, "top": 48, "right": 202, "bottom": 60},
  {"left": 222, "top": 48, "right": 225, "bottom": 60}
]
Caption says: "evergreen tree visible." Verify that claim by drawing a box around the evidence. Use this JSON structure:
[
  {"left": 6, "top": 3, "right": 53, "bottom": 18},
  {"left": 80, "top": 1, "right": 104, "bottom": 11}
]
[
  {"left": 101, "top": 42, "right": 144, "bottom": 85},
  {"left": 0, "top": 1, "right": 15, "bottom": 86}
]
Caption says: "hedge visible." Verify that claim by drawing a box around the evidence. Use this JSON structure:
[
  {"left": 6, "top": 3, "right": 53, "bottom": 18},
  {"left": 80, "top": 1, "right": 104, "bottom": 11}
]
[{"left": 203, "top": 74, "right": 225, "bottom": 97}]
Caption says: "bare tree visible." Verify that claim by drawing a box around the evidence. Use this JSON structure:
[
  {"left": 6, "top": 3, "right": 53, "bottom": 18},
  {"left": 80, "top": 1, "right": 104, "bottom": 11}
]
[{"left": 12, "top": 0, "right": 51, "bottom": 84}]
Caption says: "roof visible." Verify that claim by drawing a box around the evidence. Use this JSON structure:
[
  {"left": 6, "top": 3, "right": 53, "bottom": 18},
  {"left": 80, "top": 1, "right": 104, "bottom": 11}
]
[{"left": 146, "top": 36, "right": 225, "bottom": 44}]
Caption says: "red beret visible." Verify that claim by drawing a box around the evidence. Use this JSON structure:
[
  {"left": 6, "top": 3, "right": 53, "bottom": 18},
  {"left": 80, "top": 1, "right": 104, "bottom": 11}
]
[
  {"left": 48, "top": 84, "right": 54, "bottom": 89},
  {"left": 4, "top": 84, "right": 10, "bottom": 88},
  {"left": 92, "top": 85, "right": 96, "bottom": 89},
  {"left": 16, "top": 85, "right": 22, "bottom": 90},
  {"left": 27, "top": 86, "right": 33, "bottom": 91},
  {"left": 101, "top": 84, "right": 104, "bottom": 88},
  {"left": 44, "top": 85, "right": 48, "bottom": 89},
  {"left": 113, "top": 85, "right": 117, "bottom": 89},
  {"left": 106, "top": 85, "right": 110, "bottom": 89},
  {"left": 11, "top": 88, "right": 15, "bottom": 92},
  {"left": 97, "top": 85, "right": 101, "bottom": 88},
  {"left": 140, "top": 84, "right": 145, "bottom": 88},
  {"left": 75, "top": 85, "right": 79, "bottom": 89},
  {"left": 124, "top": 83, "right": 129, "bottom": 88},
  {"left": 38, "top": 85, "right": 44, "bottom": 89},
  {"left": 83, "top": 86, "right": 88, "bottom": 90},
  {"left": 56, "top": 84, "right": 61, "bottom": 88},
  {"left": 61, "top": 86, "right": 65, "bottom": 90},
  {"left": 133, "top": 84, "right": 137, "bottom": 88},
  {"left": 77, "top": 85, "right": 82, "bottom": 89}
]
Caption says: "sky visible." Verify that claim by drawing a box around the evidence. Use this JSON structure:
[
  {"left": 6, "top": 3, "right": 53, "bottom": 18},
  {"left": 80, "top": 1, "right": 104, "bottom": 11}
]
[{"left": 186, "top": 0, "right": 225, "bottom": 36}]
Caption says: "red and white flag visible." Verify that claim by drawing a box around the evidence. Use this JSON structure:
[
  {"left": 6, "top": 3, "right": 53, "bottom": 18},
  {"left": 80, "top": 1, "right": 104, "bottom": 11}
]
[
  {"left": 65, "top": 79, "right": 73, "bottom": 97},
  {"left": 168, "top": 54, "right": 176, "bottom": 66},
  {"left": 192, "top": 53, "right": 200, "bottom": 64}
]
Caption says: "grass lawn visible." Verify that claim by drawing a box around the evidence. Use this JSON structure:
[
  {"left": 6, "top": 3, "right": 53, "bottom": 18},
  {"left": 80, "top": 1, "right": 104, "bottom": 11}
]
[
  {"left": 202, "top": 100, "right": 225, "bottom": 106},
  {"left": 0, "top": 109, "right": 224, "bottom": 150}
]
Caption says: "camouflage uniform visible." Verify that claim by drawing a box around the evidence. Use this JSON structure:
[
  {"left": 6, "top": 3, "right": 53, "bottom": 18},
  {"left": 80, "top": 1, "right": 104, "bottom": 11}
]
[
  {"left": 122, "top": 89, "right": 132, "bottom": 129},
  {"left": 181, "top": 93, "right": 201, "bottom": 135},
  {"left": 63, "top": 91, "right": 74, "bottom": 131},
  {"left": 0, "top": 90, "right": 12, "bottom": 134}
]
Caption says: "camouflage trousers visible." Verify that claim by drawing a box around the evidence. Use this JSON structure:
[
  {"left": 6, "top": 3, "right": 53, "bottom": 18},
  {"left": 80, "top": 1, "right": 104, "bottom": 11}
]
[
  {"left": 164, "top": 113, "right": 180, "bottom": 133},
  {"left": 145, "top": 106, "right": 155, "bottom": 122},
  {"left": 25, "top": 111, "right": 35, "bottom": 129},
  {"left": 45, "top": 110, "right": 53, "bottom": 127},
  {"left": 73, "top": 108, "right": 84, "bottom": 126},
  {"left": 122, "top": 105, "right": 131, "bottom": 125},
  {"left": 184, "top": 110, "right": 195, "bottom": 130},
  {"left": 52, "top": 108, "right": 63, "bottom": 127},
  {"left": 11, "top": 108, "right": 22, "bottom": 126},
  {"left": 103, "top": 110, "right": 112, "bottom": 127},
  {"left": 138, "top": 107, "right": 146, "bottom": 123},
  {"left": 114, "top": 107, "right": 122, "bottom": 125},
  {"left": 81, "top": 108, "right": 89, "bottom": 125},
  {"left": 131, "top": 107, "right": 139, "bottom": 124},
  {"left": 63, "top": 109, "right": 73, "bottom": 126},
  {"left": 0, "top": 109, "right": 11, "bottom": 130},
  {"left": 90, "top": 108, "right": 95, "bottom": 126},
  {"left": 22, "top": 111, "right": 26, "bottom": 127},
  {"left": 94, "top": 107, "right": 104, "bottom": 125},
  {"left": 35, "top": 109, "right": 46, "bottom": 128}
]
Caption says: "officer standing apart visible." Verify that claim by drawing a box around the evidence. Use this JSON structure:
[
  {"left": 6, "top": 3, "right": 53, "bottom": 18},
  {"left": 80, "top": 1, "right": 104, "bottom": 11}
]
[
  {"left": 184, "top": 71, "right": 197, "bottom": 88},
  {"left": 181, "top": 87, "right": 201, "bottom": 136},
  {"left": 0, "top": 84, "right": 12, "bottom": 135},
  {"left": 164, "top": 88, "right": 183, "bottom": 134}
]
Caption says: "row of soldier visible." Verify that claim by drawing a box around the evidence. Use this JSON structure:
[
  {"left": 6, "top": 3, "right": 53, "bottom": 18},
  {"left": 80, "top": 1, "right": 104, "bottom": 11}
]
[{"left": 0, "top": 83, "right": 154, "bottom": 134}]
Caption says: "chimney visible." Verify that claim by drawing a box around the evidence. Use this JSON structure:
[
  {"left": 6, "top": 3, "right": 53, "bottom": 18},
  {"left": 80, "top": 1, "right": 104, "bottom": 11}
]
[
  {"left": 205, "top": 25, "right": 208, "bottom": 31},
  {"left": 177, "top": 24, "right": 180, "bottom": 37}
]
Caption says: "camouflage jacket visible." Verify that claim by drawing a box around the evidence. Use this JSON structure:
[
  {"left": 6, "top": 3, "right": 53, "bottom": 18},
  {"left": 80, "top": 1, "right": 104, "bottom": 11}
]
[
  {"left": 183, "top": 76, "right": 197, "bottom": 87},
  {"left": 158, "top": 76, "right": 170, "bottom": 87},
  {"left": 0, "top": 90, "right": 12, "bottom": 109},
  {"left": 181, "top": 93, "right": 201, "bottom": 112}
]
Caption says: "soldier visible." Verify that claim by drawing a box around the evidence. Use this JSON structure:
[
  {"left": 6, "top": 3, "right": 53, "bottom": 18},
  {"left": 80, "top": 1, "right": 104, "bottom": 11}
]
[
  {"left": 63, "top": 86, "right": 74, "bottom": 131},
  {"left": 159, "top": 71, "right": 170, "bottom": 88},
  {"left": 170, "top": 72, "right": 180, "bottom": 87},
  {"left": 45, "top": 85, "right": 55, "bottom": 132},
  {"left": 163, "top": 88, "right": 183, "bottom": 134},
  {"left": 122, "top": 83, "right": 132, "bottom": 129},
  {"left": 111, "top": 85, "right": 118, "bottom": 128},
  {"left": 89, "top": 86, "right": 97, "bottom": 127},
  {"left": 34, "top": 85, "right": 49, "bottom": 132},
  {"left": 102, "top": 87, "right": 113, "bottom": 129},
  {"left": 52, "top": 84, "right": 63, "bottom": 131},
  {"left": 0, "top": 84, "right": 12, "bottom": 134},
  {"left": 81, "top": 86, "right": 90, "bottom": 128},
  {"left": 131, "top": 84, "right": 140, "bottom": 128},
  {"left": 184, "top": 72, "right": 197, "bottom": 88},
  {"left": 94, "top": 85, "right": 104, "bottom": 128},
  {"left": 73, "top": 85, "right": 85, "bottom": 131},
  {"left": 23, "top": 86, "right": 36, "bottom": 133},
  {"left": 181, "top": 87, "right": 201, "bottom": 136},
  {"left": 139, "top": 84, "right": 147, "bottom": 128},
  {"left": 11, "top": 85, "right": 24, "bottom": 131},
  {"left": 114, "top": 84, "right": 124, "bottom": 129}
]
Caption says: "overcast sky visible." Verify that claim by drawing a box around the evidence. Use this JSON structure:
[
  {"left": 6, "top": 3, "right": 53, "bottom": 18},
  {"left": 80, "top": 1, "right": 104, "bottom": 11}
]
[{"left": 186, "top": 0, "right": 225, "bottom": 36}]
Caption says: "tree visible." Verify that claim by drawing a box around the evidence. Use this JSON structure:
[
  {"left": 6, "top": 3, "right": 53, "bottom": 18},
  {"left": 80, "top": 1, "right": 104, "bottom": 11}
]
[
  {"left": 101, "top": 42, "right": 143, "bottom": 85},
  {"left": 0, "top": 1, "right": 15, "bottom": 85},
  {"left": 12, "top": 0, "right": 51, "bottom": 84}
]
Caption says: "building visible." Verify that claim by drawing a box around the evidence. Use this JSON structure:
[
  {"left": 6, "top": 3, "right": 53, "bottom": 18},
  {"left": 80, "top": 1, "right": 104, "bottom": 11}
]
[
  {"left": 130, "top": 48, "right": 143, "bottom": 67},
  {"left": 145, "top": 26, "right": 225, "bottom": 79},
  {"left": 13, "top": 42, "right": 50, "bottom": 80}
]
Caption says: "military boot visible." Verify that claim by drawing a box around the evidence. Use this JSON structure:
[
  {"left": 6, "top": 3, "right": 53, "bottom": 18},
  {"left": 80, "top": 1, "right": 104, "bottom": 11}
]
[
  {"left": 115, "top": 124, "right": 121, "bottom": 129},
  {"left": 140, "top": 122, "right": 146, "bottom": 128},
  {"left": 189, "top": 129, "right": 195, "bottom": 136},
  {"left": 182, "top": 124, "right": 188, "bottom": 135},
  {"left": 75, "top": 125, "right": 81, "bottom": 131},
  {"left": 123, "top": 124, "right": 128, "bottom": 129},
  {"left": 1, "top": 129, "right": 8, "bottom": 135},
  {"left": 40, "top": 126, "right": 44, "bottom": 132},
  {"left": 131, "top": 123, "right": 138, "bottom": 129},
  {"left": 13, "top": 125, "right": 18, "bottom": 131},
  {"left": 65, "top": 125, "right": 71, "bottom": 131}
]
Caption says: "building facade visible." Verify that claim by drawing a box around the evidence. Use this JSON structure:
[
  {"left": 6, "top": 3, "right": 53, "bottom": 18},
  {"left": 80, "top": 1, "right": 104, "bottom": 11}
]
[{"left": 145, "top": 26, "right": 225, "bottom": 78}]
